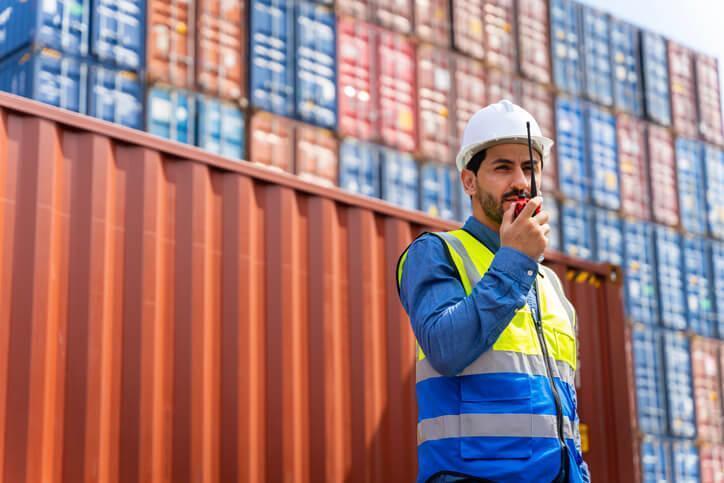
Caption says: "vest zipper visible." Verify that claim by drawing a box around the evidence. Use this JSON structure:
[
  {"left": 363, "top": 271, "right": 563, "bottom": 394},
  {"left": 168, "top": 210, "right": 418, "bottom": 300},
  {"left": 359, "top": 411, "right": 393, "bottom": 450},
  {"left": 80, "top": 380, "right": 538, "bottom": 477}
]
[{"left": 532, "top": 279, "right": 567, "bottom": 472}]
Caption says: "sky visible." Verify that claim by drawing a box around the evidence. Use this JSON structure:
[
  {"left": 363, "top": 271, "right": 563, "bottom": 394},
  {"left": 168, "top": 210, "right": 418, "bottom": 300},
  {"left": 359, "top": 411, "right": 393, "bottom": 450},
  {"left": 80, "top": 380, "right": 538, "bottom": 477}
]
[{"left": 578, "top": 0, "right": 724, "bottom": 118}]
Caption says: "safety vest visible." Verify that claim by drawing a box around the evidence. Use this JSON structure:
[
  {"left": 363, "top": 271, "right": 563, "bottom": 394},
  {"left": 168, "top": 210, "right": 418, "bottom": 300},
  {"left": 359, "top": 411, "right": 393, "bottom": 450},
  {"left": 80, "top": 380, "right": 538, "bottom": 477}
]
[{"left": 397, "top": 230, "right": 586, "bottom": 483}]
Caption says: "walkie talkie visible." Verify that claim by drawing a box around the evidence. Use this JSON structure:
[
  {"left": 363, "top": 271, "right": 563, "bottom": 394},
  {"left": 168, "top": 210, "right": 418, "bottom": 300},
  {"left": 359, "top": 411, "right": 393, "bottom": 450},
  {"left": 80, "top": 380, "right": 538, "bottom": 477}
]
[{"left": 513, "top": 121, "right": 541, "bottom": 219}]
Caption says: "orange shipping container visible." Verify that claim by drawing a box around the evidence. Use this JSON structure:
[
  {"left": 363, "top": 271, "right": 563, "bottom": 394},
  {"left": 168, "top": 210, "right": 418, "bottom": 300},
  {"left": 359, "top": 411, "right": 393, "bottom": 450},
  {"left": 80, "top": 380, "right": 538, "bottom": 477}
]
[
  {"left": 696, "top": 54, "right": 724, "bottom": 146},
  {"left": 0, "top": 93, "right": 640, "bottom": 483},
  {"left": 483, "top": 0, "right": 516, "bottom": 72},
  {"left": 196, "top": 0, "right": 246, "bottom": 101},
  {"left": 647, "top": 123, "right": 680, "bottom": 227},
  {"left": 148, "top": 0, "right": 195, "bottom": 88},
  {"left": 700, "top": 444, "right": 724, "bottom": 483},
  {"left": 417, "top": 44, "right": 455, "bottom": 164},
  {"left": 668, "top": 42, "right": 698, "bottom": 138},
  {"left": 517, "top": 79, "right": 556, "bottom": 193},
  {"left": 452, "top": 0, "right": 485, "bottom": 60},
  {"left": 691, "top": 337, "right": 723, "bottom": 443},
  {"left": 295, "top": 124, "right": 339, "bottom": 187},
  {"left": 414, "top": 0, "right": 451, "bottom": 47},
  {"left": 249, "top": 111, "right": 294, "bottom": 172},
  {"left": 453, "top": 54, "right": 486, "bottom": 151},
  {"left": 517, "top": 0, "right": 551, "bottom": 84},
  {"left": 617, "top": 114, "right": 650, "bottom": 220}
]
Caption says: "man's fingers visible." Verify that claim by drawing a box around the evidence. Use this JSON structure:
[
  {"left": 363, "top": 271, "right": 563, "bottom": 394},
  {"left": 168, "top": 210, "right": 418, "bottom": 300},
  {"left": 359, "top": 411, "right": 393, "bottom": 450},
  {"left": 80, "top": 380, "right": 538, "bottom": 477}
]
[
  {"left": 520, "top": 196, "right": 543, "bottom": 219},
  {"left": 533, "top": 210, "right": 550, "bottom": 225}
]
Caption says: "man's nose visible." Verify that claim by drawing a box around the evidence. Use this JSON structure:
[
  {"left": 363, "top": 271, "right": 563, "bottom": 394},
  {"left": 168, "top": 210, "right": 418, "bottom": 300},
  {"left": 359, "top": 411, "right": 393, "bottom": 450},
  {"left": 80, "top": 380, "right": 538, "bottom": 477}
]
[{"left": 510, "top": 165, "right": 529, "bottom": 191}]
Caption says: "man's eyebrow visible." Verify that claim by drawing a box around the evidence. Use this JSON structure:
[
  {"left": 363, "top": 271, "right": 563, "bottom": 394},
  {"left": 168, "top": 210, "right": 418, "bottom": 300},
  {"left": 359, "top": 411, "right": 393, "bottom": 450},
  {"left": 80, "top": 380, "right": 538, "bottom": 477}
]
[{"left": 490, "top": 158, "right": 541, "bottom": 165}]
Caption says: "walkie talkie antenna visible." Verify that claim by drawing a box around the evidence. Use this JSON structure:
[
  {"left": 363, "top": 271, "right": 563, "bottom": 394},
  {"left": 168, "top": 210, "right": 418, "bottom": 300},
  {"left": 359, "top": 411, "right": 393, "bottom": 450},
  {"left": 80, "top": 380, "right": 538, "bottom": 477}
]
[{"left": 526, "top": 122, "right": 538, "bottom": 198}]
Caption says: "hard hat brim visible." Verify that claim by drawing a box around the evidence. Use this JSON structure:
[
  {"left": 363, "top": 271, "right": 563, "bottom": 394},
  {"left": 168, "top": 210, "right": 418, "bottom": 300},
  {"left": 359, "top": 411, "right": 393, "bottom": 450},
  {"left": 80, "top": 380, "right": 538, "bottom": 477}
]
[{"left": 455, "top": 135, "right": 555, "bottom": 172}]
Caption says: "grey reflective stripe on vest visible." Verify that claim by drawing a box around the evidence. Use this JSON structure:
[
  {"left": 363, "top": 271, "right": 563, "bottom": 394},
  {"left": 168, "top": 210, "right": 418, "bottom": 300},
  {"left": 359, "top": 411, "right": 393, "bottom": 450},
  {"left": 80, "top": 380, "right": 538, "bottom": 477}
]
[
  {"left": 434, "top": 232, "right": 482, "bottom": 285},
  {"left": 418, "top": 413, "right": 575, "bottom": 445},
  {"left": 416, "top": 351, "right": 575, "bottom": 386}
]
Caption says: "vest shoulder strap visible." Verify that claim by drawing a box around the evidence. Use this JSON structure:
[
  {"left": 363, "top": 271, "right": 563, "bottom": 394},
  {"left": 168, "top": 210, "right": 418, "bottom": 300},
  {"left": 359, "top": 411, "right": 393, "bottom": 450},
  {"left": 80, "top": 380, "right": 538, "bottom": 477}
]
[{"left": 539, "top": 265, "right": 576, "bottom": 328}]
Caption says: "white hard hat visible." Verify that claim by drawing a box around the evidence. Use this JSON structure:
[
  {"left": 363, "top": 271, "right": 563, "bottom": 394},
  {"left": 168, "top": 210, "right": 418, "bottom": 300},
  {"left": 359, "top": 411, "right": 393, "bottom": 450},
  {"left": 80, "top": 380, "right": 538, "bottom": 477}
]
[{"left": 455, "top": 99, "right": 554, "bottom": 172}]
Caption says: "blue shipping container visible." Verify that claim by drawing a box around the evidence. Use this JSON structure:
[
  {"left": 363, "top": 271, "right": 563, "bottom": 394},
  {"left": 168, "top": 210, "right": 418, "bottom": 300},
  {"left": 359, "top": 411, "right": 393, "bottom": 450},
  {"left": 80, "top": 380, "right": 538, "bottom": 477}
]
[
  {"left": 632, "top": 325, "right": 667, "bottom": 435},
  {"left": 420, "top": 163, "right": 456, "bottom": 220},
  {"left": 196, "top": 96, "right": 245, "bottom": 160},
  {"left": 295, "top": 1, "right": 336, "bottom": 129},
  {"left": 640, "top": 31, "right": 671, "bottom": 126},
  {"left": 556, "top": 97, "right": 588, "bottom": 201},
  {"left": 676, "top": 138, "right": 707, "bottom": 235},
  {"left": 550, "top": 0, "right": 582, "bottom": 96},
  {"left": 654, "top": 225, "right": 686, "bottom": 330},
  {"left": 662, "top": 330, "right": 696, "bottom": 438},
  {"left": 380, "top": 148, "right": 419, "bottom": 211},
  {"left": 561, "top": 201, "right": 593, "bottom": 260},
  {"left": 339, "top": 139, "right": 382, "bottom": 198},
  {"left": 670, "top": 439, "right": 700, "bottom": 483},
  {"left": 703, "top": 144, "right": 724, "bottom": 239},
  {"left": 710, "top": 241, "right": 724, "bottom": 338},
  {"left": 250, "top": 0, "right": 294, "bottom": 117},
  {"left": 640, "top": 436, "right": 671, "bottom": 483},
  {"left": 623, "top": 221, "right": 658, "bottom": 325},
  {"left": 593, "top": 208, "right": 623, "bottom": 266},
  {"left": 580, "top": 6, "right": 613, "bottom": 106},
  {"left": 543, "top": 196, "right": 561, "bottom": 252},
  {"left": 682, "top": 236, "right": 716, "bottom": 337},
  {"left": 585, "top": 104, "right": 619, "bottom": 209},
  {"left": 0, "top": 47, "right": 87, "bottom": 114},
  {"left": 0, "top": 0, "right": 90, "bottom": 60},
  {"left": 147, "top": 86, "right": 195, "bottom": 144},
  {"left": 91, "top": 0, "right": 145, "bottom": 71},
  {"left": 457, "top": 181, "right": 472, "bottom": 222},
  {"left": 609, "top": 18, "right": 643, "bottom": 116},
  {"left": 88, "top": 65, "right": 142, "bottom": 129}
]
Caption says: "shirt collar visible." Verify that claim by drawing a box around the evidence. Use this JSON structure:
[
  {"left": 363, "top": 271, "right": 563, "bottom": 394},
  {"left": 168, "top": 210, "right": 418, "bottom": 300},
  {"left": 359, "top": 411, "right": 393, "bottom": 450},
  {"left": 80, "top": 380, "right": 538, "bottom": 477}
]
[{"left": 462, "top": 216, "right": 501, "bottom": 253}]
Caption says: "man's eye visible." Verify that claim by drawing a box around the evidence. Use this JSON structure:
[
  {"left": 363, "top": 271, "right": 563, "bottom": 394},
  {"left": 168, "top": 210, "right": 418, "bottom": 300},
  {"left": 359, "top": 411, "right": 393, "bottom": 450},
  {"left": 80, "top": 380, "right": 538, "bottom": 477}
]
[{"left": 496, "top": 166, "right": 510, "bottom": 171}]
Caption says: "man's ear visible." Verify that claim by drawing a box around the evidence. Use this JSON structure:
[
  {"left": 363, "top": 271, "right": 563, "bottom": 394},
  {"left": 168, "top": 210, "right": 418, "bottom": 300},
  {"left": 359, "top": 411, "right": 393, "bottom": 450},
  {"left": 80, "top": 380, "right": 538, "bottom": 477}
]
[{"left": 461, "top": 169, "right": 476, "bottom": 196}]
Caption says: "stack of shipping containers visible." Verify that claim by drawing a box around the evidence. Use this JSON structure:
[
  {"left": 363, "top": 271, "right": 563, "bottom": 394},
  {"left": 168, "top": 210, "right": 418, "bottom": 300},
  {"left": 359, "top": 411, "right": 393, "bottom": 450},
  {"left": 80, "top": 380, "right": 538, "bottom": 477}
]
[{"left": 0, "top": 0, "right": 722, "bottom": 479}]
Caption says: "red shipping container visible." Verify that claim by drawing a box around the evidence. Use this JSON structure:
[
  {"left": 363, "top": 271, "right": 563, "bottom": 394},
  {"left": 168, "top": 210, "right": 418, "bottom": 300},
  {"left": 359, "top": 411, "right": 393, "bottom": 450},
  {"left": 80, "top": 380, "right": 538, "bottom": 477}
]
[
  {"left": 337, "top": 0, "right": 368, "bottom": 20},
  {"left": 691, "top": 337, "right": 723, "bottom": 443},
  {"left": 483, "top": 0, "right": 516, "bottom": 72},
  {"left": 417, "top": 44, "right": 455, "bottom": 163},
  {"left": 414, "top": 0, "right": 451, "bottom": 47},
  {"left": 377, "top": 28, "right": 417, "bottom": 153},
  {"left": 295, "top": 124, "right": 339, "bottom": 187},
  {"left": 486, "top": 68, "right": 515, "bottom": 104},
  {"left": 452, "top": 0, "right": 485, "bottom": 60},
  {"left": 372, "top": 0, "right": 413, "bottom": 34},
  {"left": 517, "top": 80, "right": 556, "bottom": 193},
  {"left": 147, "top": 0, "right": 195, "bottom": 88},
  {"left": 668, "top": 42, "right": 698, "bottom": 138},
  {"left": 696, "top": 54, "right": 724, "bottom": 146},
  {"left": 249, "top": 111, "right": 294, "bottom": 173},
  {"left": 700, "top": 444, "right": 724, "bottom": 483},
  {"left": 453, "top": 55, "right": 486, "bottom": 152},
  {"left": 337, "top": 18, "right": 376, "bottom": 142},
  {"left": 647, "top": 124, "right": 680, "bottom": 227},
  {"left": 617, "top": 114, "right": 650, "bottom": 220},
  {"left": 196, "top": 0, "right": 246, "bottom": 101},
  {"left": 517, "top": 0, "right": 551, "bottom": 84}
]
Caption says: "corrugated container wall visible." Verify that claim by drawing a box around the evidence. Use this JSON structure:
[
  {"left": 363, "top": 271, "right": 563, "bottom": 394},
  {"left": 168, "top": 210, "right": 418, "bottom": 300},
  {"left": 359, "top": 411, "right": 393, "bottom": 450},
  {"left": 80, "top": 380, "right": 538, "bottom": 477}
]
[
  {"left": 704, "top": 144, "right": 724, "bottom": 239},
  {"left": 380, "top": 147, "right": 419, "bottom": 210},
  {"left": 640, "top": 31, "right": 671, "bottom": 126},
  {"left": 416, "top": 45, "right": 454, "bottom": 163},
  {"left": 196, "top": 0, "right": 246, "bottom": 101},
  {"left": 517, "top": 80, "right": 557, "bottom": 192},
  {"left": 682, "top": 236, "right": 717, "bottom": 337},
  {"left": 147, "top": 0, "right": 195, "bottom": 88},
  {"left": 580, "top": 6, "right": 613, "bottom": 106},
  {"left": 560, "top": 201, "right": 593, "bottom": 260},
  {"left": 670, "top": 440, "right": 700, "bottom": 483},
  {"left": 640, "top": 436, "right": 671, "bottom": 482},
  {"left": 654, "top": 225, "right": 686, "bottom": 331},
  {"left": 668, "top": 42, "right": 698, "bottom": 138},
  {"left": 0, "top": 0, "right": 91, "bottom": 59},
  {"left": 593, "top": 208, "right": 623, "bottom": 266},
  {"left": 451, "top": 0, "right": 485, "bottom": 60},
  {"left": 338, "top": 138, "right": 382, "bottom": 197},
  {"left": 695, "top": 54, "right": 724, "bottom": 145},
  {"left": 248, "top": 111, "right": 294, "bottom": 172},
  {"left": 415, "top": 0, "right": 451, "bottom": 47},
  {"left": 295, "top": 123, "right": 338, "bottom": 187},
  {"left": 585, "top": 103, "right": 619, "bottom": 210},
  {"left": 91, "top": 0, "right": 145, "bottom": 70},
  {"left": 699, "top": 444, "right": 724, "bottom": 483},
  {"left": 647, "top": 124, "right": 679, "bottom": 227},
  {"left": 197, "top": 96, "right": 245, "bottom": 159},
  {"left": 632, "top": 326, "right": 667, "bottom": 435},
  {"left": 147, "top": 85, "right": 196, "bottom": 144},
  {"left": 453, "top": 55, "right": 485, "bottom": 148},
  {"left": 516, "top": 0, "right": 551, "bottom": 85},
  {"left": 420, "top": 163, "right": 457, "bottom": 220},
  {"left": 556, "top": 96, "right": 588, "bottom": 201},
  {"left": 676, "top": 138, "right": 707, "bottom": 235},
  {"left": 610, "top": 19, "right": 643, "bottom": 117},
  {"left": 617, "top": 114, "right": 649, "bottom": 220},
  {"left": 711, "top": 242, "right": 724, "bottom": 338},
  {"left": 550, "top": 0, "right": 582, "bottom": 95},
  {"left": 662, "top": 331, "right": 696, "bottom": 438},
  {"left": 623, "top": 221, "right": 658, "bottom": 325},
  {"left": 691, "top": 337, "right": 723, "bottom": 442}
]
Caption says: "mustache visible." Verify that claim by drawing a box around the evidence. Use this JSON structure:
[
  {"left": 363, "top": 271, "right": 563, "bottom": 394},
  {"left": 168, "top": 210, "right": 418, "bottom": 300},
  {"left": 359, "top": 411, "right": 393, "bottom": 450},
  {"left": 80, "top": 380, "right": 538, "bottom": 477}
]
[{"left": 502, "top": 190, "right": 529, "bottom": 201}]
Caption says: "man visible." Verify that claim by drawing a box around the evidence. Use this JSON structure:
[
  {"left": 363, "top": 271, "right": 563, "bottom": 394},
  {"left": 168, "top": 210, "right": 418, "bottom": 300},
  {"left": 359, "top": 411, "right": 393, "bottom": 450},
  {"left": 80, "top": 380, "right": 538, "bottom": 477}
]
[{"left": 396, "top": 100, "right": 590, "bottom": 483}]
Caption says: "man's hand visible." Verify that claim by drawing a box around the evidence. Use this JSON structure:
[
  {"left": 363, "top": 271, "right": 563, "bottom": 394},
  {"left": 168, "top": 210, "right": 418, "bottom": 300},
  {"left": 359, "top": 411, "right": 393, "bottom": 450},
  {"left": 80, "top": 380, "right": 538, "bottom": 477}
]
[{"left": 500, "top": 197, "right": 550, "bottom": 260}]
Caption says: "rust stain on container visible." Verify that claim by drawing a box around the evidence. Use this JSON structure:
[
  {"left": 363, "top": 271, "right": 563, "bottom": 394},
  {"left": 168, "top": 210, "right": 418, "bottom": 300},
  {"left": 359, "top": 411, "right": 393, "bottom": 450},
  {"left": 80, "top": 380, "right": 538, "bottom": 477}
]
[
  {"left": 668, "top": 41, "right": 698, "bottom": 139},
  {"left": 0, "top": 93, "right": 638, "bottom": 482},
  {"left": 646, "top": 123, "right": 680, "bottom": 227},
  {"left": 691, "top": 337, "right": 723, "bottom": 443},
  {"left": 617, "top": 114, "right": 650, "bottom": 221},
  {"left": 148, "top": 0, "right": 195, "bottom": 88},
  {"left": 417, "top": 44, "right": 455, "bottom": 163}
]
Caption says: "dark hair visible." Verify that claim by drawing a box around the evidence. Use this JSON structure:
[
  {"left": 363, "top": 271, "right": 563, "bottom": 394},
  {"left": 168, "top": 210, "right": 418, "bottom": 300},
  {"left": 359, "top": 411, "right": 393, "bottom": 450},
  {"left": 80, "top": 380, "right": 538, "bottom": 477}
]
[{"left": 465, "top": 149, "right": 487, "bottom": 174}]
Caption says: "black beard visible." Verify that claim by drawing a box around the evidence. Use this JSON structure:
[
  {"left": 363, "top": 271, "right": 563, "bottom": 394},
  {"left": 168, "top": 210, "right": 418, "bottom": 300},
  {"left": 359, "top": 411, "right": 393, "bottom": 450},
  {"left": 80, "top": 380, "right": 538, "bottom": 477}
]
[{"left": 476, "top": 186, "right": 528, "bottom": 225}]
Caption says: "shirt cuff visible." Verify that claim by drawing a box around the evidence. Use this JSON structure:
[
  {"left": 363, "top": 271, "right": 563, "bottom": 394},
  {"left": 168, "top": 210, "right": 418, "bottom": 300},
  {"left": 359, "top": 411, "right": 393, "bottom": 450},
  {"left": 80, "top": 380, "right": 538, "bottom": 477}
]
[{"left": 490, "top": 247, "right": 538, "bottom": 286}]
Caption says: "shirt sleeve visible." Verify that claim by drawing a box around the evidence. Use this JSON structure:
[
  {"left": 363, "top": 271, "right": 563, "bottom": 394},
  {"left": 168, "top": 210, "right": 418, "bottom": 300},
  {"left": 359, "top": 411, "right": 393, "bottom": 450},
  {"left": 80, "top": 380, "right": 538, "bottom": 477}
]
[{"left": 398, "top": 234, "right": 538, "bottom": 376}]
